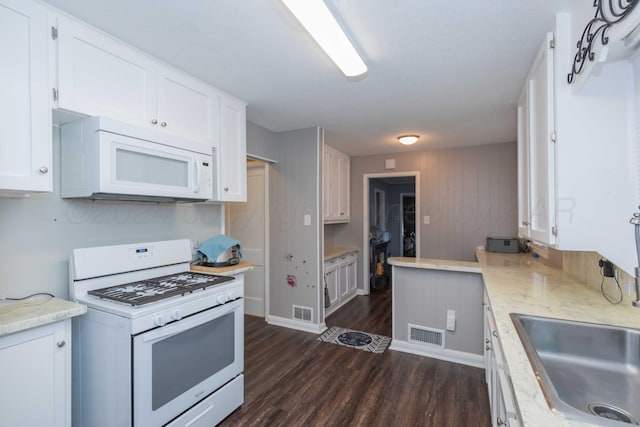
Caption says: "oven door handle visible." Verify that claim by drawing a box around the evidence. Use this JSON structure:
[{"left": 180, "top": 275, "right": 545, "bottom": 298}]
[{"left": 141, "top": 300, "right": 240, "bottom": 343}]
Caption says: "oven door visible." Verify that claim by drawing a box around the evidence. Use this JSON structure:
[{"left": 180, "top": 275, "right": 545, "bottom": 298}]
[{"left": 132, "top": 299, "right": 243, "bottom": 427}]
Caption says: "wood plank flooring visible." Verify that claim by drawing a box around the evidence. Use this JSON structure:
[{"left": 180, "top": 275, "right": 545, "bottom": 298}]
[{"left": 219, "top": 288, "right": 491, "bottom": 426}]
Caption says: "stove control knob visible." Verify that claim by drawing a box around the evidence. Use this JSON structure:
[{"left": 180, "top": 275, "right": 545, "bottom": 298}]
[
  {"left": 227, "top": 291, "right": 237, "bottom": 300},
  {"left": 217, "top": 294, "right": 228, "bottom": 304},
  {"left": 154, "top": 315, "right": 166, "bottom": 327},
  {"left": 170, "top": 309, "right": 182, "bottom": 321}
]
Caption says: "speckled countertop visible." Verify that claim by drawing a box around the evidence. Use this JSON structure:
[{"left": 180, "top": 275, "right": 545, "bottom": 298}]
[
  {"left": 390, "top": 250, "right": 640, "bottom": 427},
  {"left": 0, "top": 295, "right": 87, "bottom": 337},
  {"left": 324, "top": 247, "right": 359, "bottom": 261},
  {"left": 388, "top": 256, "right": 482, "bottom": 273}
]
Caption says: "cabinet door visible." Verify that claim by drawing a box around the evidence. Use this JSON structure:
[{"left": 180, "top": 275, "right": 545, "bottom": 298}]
[
  {"left": 157, "top": 69, "right": 220, "bottom": 147},
  {"left": 330, "top": 151, "right": 341, "bottom": 219},
  {"left": 338, "top": 257, "right": 349, "bottom": 299},
  {"left": 517, "top": 88, "right": 530, "bottom": 238},
  {"left": 56, "top": 16, "right": 157, "bottom": 128},
  {"left": 323, "top": 148, "right": 332, "bottom": 220},
  {"left": 215, "top": 95, "right": 247, "bottom": 201},
  {"left": 527, "top": 32, "right": 556, "bottom": 245},
  {"left": 0, "top": 320, "right": 70, "bottom": 427},
  {"left": 338, "top": 153, "right": 350, "bottom": 221},
  {"left": 347, "top": 256, "right": 357, "bottom": 293},
  {"left": 325, "top": 262, "right": 339, "bottom": 307},
  {"left": 0, "top": 0, "right": 51, "bottom": 192}
]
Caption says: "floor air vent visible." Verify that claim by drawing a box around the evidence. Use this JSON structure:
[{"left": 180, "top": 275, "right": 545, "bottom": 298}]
[
  {"left": 293, "top": 305, "right": 313, "bottom": 322},
  {"left": 408, "top": 324, "right": 445, "bottom": 348}
]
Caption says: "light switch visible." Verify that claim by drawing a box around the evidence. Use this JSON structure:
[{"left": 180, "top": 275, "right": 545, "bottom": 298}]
[
  {"left": 304, "top": 214, "right": 311, "bottom": 226},
  {"left": 446, "top": 310, "right": 456, "bottom": 331},
  {"left": 423, "top": 215, "right": 430, "bottom": 225}
]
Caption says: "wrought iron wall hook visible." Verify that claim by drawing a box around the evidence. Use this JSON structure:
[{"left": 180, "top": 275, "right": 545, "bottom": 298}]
[{"left": 568, "top": 0, "right": 638, "bottom": 84}]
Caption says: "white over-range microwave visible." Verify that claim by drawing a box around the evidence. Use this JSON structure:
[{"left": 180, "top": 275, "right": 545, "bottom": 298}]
[{"left": 61, "top": 116, "right": 213, "bottom": 202}]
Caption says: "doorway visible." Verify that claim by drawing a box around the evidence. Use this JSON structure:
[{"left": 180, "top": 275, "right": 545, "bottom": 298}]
[
  {"left": 363, "top": 172, "right": 420, "bottom": 294},
  {"left": 226, "top": 159, "right": 270, "bottom": 317}
]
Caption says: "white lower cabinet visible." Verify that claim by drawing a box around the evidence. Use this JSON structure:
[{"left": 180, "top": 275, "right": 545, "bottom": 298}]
[
  {"left": 0, "top": 320, "right": 71, "bottom": 427},
  {"left": 324, "top": 252, "right": 358, "bottom": 316},
  {"left": 0, "top": 0, "right": 52, "bottom": 194},
  {"left": 484, "top": 293, "right": 520, "bottom": 427}
]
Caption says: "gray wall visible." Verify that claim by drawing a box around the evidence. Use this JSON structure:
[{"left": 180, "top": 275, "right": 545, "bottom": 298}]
[
  {"left": 393, "top": 267, "right": 484, "bottom": 355},
  {"left": 246, "top": 121, "right": 278, "bottom": 162},
  {"left": 0, "top": 128, "right": 223, "bottom": 299},
  {"left": 269, "top": 127, "right": 323, "bottom": 324},
  {"left": 329, "top": 142, "right": 517, "bottom": 288}
]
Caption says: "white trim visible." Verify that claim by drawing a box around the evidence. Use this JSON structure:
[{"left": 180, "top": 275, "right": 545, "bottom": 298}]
[
  {"left": 317, "top": 128, "right": 324, "bottom": 324},
  {"left": 363, "top": 172, "right": 421, "bottom": 294},
  {"left": 389, "top": 339, "right": 484, "bottom": 368},
  {"left": 263, "top": 163, "right": 270, "bottom": 321},
  {"left": 267, "top": 315, "right": 328, "bottom": 334},
  {"left": 356, "top": 289, "right": 367, "bottom": 296},
  {"left": 247, "top": 153, "right": 277, "bottom": 164}
]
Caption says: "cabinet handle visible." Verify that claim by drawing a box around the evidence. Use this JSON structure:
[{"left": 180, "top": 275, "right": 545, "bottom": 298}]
[
  {"left": 161, "top": 121, "right": 167, "bottom": 127},
  {"left": 39, "top": 166, "right": 49, "bottom": 174},
  {"left": 485, "top": 338, "right": 490, "bottom": 344},
  {"left": 497, "top": 417, "right": 506, "bottom": 426},
  {"left": 492, "top": 330, "right": 498, "bottom": 337},
  {"left": 487, "top": 306, "right": 491, "bottom": 311},
  {"left": 522, "top": 220, "right": 530, "bottom": 226},
  {"left": 224, "top": 187, "right": 229, "bottom": 192},
  {"left": 57, "top": 340, "right": 66, "bottom": 348},
  {"left": 151, "top": 118, "right": 158, "bottom": 124},
  {"left": 486, "top": 345, "right": 492, "bottom": 351}
]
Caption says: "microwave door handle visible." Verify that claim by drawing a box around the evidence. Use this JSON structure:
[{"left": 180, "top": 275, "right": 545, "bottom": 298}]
[
  {"left": 193, "top": 159, "right": 201, "bottom": 194},
  {"left": 141, "top": 301, "right": 239, "bottom": 343}
]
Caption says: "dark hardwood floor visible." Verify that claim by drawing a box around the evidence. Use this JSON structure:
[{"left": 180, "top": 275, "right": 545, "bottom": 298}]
[{"left": 219, "top": 287, "right": 491, "bottom": 426}]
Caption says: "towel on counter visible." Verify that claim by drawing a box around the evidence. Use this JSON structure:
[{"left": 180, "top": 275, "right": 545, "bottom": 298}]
[{"left": 197, "top": 235, "right": 242, "bottom": 261}]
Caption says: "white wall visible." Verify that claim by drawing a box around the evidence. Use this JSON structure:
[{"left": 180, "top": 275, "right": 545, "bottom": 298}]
[{"left": 0, "top": 128, "right": 223, "bottom": 299}]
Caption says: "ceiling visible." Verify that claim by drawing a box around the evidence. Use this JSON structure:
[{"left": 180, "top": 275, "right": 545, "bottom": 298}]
[{"left": 42, "top": 0, "right": 570, "bottom": 156}]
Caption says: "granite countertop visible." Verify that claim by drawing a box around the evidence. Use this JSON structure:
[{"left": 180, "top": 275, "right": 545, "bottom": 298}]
[
  {"left": 0, "top": 295, "right": 87, "bottom": 338},
  {"left": 388, "top": 250, "right": 640, "bottom": 426},
  {"left": 324, "top": 247, "right": 359, "bottom": 261},
  {"left": 388, "top": 256, "right": 482, "bottom": 274},
  {"left": 191, "top": 261, "right": 255, "bottom": 276}
]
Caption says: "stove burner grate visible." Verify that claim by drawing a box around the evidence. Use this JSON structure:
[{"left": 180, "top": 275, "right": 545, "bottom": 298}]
[{"left": 88, "top": 272, "right": 235, "bottom": 306}]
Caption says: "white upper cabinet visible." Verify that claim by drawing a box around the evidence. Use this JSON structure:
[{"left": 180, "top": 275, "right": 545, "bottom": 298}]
[
  {"left": 56, "top": 15, "right": 156, "bottom": 129},
  {"left": 214, "top": 95, "right": 247, "bottom": 202},
  {"left": 54, "top": 16, "right": 220, "bottom": 148},
  {"left": 518, "top": 32, "right": 556, "bottom": 245},
  {"left": 323, "top": 144, "right": 350, "bottom": 223},
  {"left": 156, "top": 69, "right": 220, "bottom": 145},
  {"left": 0, "top": 0, "right": 51, "bottom": 193}
]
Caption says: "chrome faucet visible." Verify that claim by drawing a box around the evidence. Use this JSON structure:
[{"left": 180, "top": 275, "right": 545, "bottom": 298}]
[{"left": 630, "top": 209, "right": 640, "bottom": 308}]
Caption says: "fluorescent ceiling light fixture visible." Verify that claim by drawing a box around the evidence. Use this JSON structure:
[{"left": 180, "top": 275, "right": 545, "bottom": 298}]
[
  {"left": 281, "top": 0, "right": 367, "bottom": 77},
  {"left": 398, "top": 135, "right": 419, "bottom": 145}
]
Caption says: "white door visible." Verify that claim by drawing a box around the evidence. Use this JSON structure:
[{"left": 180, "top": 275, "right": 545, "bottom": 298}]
[{"left": 228, "top": 163, "right": 267, "bottom": 317}]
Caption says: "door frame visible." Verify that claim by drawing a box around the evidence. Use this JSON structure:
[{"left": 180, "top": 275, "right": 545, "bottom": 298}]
[
  {"left": 362, "top": 172, "right": 420, "bottom": 294},
  {"left": 399, "top": 192, "right": 416, "bottom": 256},
  {"left": 225, "top": 159, "right": 270, "bottom": 318}
]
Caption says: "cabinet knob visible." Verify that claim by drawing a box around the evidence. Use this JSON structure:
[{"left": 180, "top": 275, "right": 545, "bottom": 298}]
[
  {"left": 151, "top": 118, "right": 158, "bottom": 124},
  {"left": 39, "top": 166, "right": 49, "bottom": 174},
  {"left": 224, "top": 187, "right": 229, "bottom": 192},
  {"left": 161, "top": 121, "right": 167, "bottom": 127},
  {"left": 57, "top": 340, "right": 66, "bottom": 348},
  {"left": 485, "top": 338, "right": 490, "bottom": 344},
  {"left": 522, "top": 220, "right": 530, "bottom": 226},
  {"left": 486, "top": 345, "right": 492, "bottom": 351},
  {"left": 497, "top": 417, "right": 506, "bottom": 426}
]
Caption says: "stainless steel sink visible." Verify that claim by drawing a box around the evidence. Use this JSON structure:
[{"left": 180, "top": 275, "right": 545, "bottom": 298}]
[{"left": 511, "top": 313, "right": 640, "bottom": 426}]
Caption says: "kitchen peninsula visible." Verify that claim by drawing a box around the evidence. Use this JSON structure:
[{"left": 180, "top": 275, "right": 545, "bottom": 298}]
[{"left": 389, "top": 251, "right": 640, "bottom": 427}]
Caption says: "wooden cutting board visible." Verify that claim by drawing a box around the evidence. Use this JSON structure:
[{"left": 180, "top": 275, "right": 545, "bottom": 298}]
[{"left": 190, "top": 261, "right": 254, "bottom": 274}]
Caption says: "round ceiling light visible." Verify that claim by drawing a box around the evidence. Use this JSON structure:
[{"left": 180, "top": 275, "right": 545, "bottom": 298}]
[{"left": 398, "top": 135, "right": 419, "bottom": 145}]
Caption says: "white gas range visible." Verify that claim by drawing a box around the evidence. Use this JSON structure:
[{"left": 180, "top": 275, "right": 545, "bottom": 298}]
[{"left": 69, "top": 239, "right": 244, "bottom": 427}]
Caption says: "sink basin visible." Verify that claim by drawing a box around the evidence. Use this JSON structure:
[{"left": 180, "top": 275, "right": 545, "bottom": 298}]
[{"left": 511, "top": 313, "right": 640, "bottom": 426}]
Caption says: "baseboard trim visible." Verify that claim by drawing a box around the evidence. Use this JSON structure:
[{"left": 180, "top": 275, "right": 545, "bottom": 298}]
[
  {"left": 267, "top": 315, "right": 327, "bottom": 334},
  {"left": 325, "top": 292, "right": 359, "bottom": 316},
  {"left": 389, "top": 339, "right": 484, "bottom": 368},
  {"left": 356, "top": 289, "right": 368, "bottom": 296}
]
